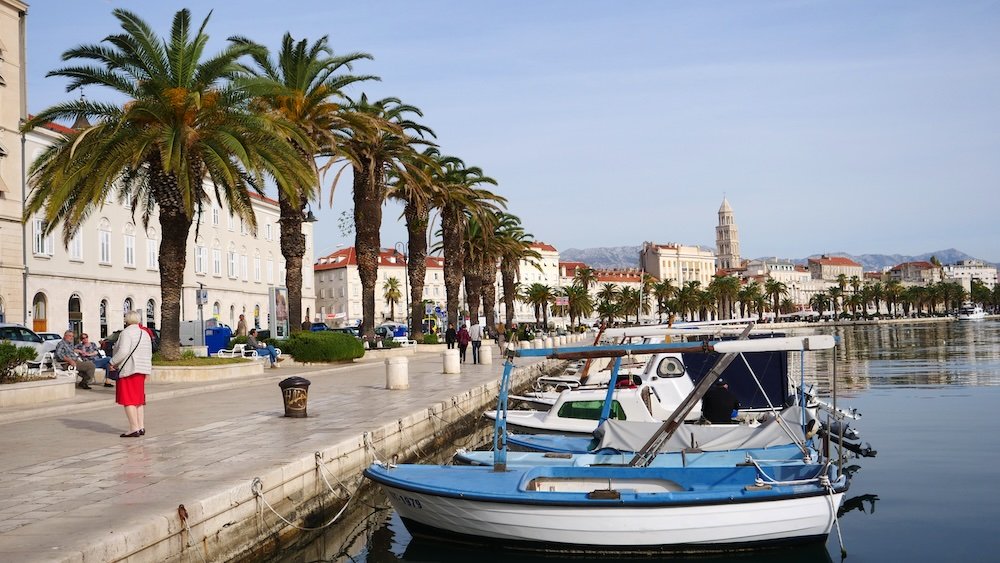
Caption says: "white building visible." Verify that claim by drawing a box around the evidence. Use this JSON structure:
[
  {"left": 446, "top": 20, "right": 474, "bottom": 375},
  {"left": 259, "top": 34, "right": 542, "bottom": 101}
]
[
  {"left": 23, "top": 125, "right": 315, "bottom": 338},
  {"left": 0, "top": 0, "right": 27, "bottom": 324},
  {"left": 313, "top": 247, "right": 446, "bottom": 327},
  {"left": 943, "top": 259, "right": 998, "bottom": 291},
  {"left": 499, "top": 241, "right": 562, "bottom": 324},
  {"left": 640, "top": 242, "right": 716, "bottom": 287}
]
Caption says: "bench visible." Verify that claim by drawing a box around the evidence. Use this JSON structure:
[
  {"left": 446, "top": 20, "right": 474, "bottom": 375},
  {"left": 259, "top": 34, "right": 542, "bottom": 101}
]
[{"left": 215, "top": 343, "right": 282, "bottom": 361}]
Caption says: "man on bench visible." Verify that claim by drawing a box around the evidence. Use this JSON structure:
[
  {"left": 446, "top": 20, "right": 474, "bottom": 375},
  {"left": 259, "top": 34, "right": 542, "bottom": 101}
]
[{"left": 54, "top": 330, "right": 97, "bottom": 389}]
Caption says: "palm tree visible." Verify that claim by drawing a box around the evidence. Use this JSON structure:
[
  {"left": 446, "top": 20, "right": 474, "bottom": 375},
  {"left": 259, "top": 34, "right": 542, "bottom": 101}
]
[
  {"left": 498, "top": 227, "right": 541, "bottom": 331},
  {"left": 764, "top": 279, "right": 788, "bottom": 321},
  {"left": 870, "top": 281, "right": 884, "bottom": 316},
  {"left": 709, "top": 275, "right": 740, "bottom": 320},
  {"left": 849, "top": 275, "right": 861, "bottom": 296},
  {"left": 332, "top": 95, "right": 434, "bottom": 340},
  {"left": 235, "top": 33, "right": 375, "bottom": 333},
  {"left": 383, "top": 277, "right": 402, "bottom": 321},
  {"left": 619, "top": 287, "right": 642, "bottom": 324},
  {"left": 563, "top": 284, "right": 594, "bottom": 328},
  {"left": 738, "top": 282, "right": 761, "bottom": 319},
  {"left": 810, "top": 291, "right": 831, "bottom": 318},
  {"left": 652, "top": 280, "right": 677, "bottom": 323},
  {"left": 524, "top": 283, "right": 555, "bottom": 328},
  {"left": 828, "top": 286, "right": 844, "bottom": 317},
  {"left": 595, "top": 283, "right": 621, "bottom": 324},
  {"left": 24, "top": 9, "right": 315, "bottom": 359},
  {"left": 676, "top": 281, "right": 703, "bottom": 321},
  {"left": 885, "top": 280, "right": 903, "bottom": 317},
  {"left": 478, "top": 212, "right": 527, "bottom": 333},
  {"left": 574, "top": 267, "right": 598, "bottom": 294}
]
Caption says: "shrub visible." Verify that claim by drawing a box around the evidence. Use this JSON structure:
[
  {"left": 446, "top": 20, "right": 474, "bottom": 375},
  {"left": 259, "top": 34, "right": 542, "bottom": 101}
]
[
  {"left": 229, "top": 335, "right": 249, "bottom": 348},
  {"left": 0, "top": 342, "right": 43, "bottom": 384},
  {"left": 422, "top": 333, "right": 440, "bottom": 344},
  {"left": 280, "top": 331, "right": 364, "bottom": 362}
]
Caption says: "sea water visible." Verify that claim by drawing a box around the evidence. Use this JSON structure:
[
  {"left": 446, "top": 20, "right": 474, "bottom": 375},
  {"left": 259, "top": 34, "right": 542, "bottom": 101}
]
[{"left": 284, "top": 320, "right": 1000, "bottom": 562}]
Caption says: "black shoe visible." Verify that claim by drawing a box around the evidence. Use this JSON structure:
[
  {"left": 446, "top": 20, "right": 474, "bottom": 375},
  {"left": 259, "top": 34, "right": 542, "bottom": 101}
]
[
  {"left": 103, "top": 382, "right": 114, "bottom": 388},
  {"left": 120, "top": 431, "right": 141, "bottom": 438},
  {"left": 78, "top": 382, "right": 92, "bottom": 390},
  {"left": 138, "top": 429, "right": 145, "bottom": 436}
]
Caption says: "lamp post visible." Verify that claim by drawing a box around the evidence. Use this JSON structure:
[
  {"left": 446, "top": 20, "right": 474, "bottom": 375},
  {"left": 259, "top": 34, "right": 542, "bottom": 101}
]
[{"left": 394, "top": 242, "right": 409, "bottom": 335}]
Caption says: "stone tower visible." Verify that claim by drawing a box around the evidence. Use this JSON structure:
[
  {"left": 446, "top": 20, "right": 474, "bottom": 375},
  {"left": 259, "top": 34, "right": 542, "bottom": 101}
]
[{"left": 715, "top": 197, "right": 740, "bottom": 270}]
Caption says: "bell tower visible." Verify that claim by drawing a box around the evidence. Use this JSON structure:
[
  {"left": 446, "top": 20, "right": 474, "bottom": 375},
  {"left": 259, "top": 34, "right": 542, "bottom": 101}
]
[{"left": 715, "top": 197, "right": 740, "bottom": 270}]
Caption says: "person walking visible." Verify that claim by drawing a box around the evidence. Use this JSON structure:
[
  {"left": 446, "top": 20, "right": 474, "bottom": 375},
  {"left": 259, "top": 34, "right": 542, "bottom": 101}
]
[
  {"left": 110, "top": 310, "right": 153, "bottom": 437},
  {"left": 75, "top": 333, "right": 112, "bottom": 387},
  {"left": 469, "top": 322, "right": 483, "bottom": 364},
  {"left": 445, "top": 323, "right": 457, "bottom": 349},
  {"left": 54, "top": 330, "right": 96, "bottom": 389},
  {"left": 236, "top": 314, "right": 248, "bottom": 337},
  {"left": 248, "top": 328, "right": 282, "bottom": 368},
  {"left": 457, "top": 324, "right": 471, "bottom": 362}
]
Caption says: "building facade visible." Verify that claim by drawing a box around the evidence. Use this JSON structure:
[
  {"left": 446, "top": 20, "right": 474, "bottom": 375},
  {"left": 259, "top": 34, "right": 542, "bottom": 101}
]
[
  {"left": 886, "top": 261, "right": 942, "bottom": 285},
  {"left": 715, "top": 197, "right": 740, "bottom": 270},
  {"left": 500, "top": 241, "right": 562, "bottom": 324},
  {"left": 807, "top": 255, "right": 863, "bottom": 281},
  {"left": 943, "top": 259, "right": 997, "bottom": 291},
  {"left": 0, "top": 0, "right": 27, "bottom": 324},
  {"left": 23, "top": 126, "right": 315, "bottom": 339},
  {"left": 640, "top": 242, "right": 716, "bottom": 288}
]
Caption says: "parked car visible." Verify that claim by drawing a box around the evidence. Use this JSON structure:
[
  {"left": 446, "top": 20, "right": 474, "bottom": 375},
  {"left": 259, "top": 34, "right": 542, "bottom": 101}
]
[
  {"left": 329, "top": 326, "right": 360, "bottom": 338},
  {"left": 0, "top": 323, "right": 47, "bottom": 360},
  {"left": 309, "top": 322, "right": 330, "bottom": 332}
]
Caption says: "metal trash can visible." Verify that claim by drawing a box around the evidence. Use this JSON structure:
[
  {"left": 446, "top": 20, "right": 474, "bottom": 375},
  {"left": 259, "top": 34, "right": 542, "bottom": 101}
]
[{"left": 278, "top": 376, "right": 311, "bottom": 418}]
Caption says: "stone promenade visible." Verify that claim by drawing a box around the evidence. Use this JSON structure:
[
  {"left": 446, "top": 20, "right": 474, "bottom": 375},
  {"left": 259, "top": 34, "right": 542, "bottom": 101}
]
[{"left": 0, "top": 348, "right": 545, "bottom": 562}]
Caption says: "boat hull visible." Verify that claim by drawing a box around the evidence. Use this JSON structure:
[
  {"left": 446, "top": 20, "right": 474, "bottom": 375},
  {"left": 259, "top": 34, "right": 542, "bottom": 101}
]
[{"left": 381, "top": 483, "right": 843, "bottom": 552}]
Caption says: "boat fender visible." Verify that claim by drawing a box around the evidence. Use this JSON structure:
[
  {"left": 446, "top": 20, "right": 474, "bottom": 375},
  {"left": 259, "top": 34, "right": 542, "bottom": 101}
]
[{"left": 805, "top": 419, "right": 819, "bottom": 439}]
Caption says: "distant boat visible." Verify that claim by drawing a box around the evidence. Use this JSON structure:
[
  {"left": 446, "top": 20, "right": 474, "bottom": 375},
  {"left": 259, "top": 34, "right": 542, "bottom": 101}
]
[{"left": 957, "top": 302, "right": 986, "bottom": 321}]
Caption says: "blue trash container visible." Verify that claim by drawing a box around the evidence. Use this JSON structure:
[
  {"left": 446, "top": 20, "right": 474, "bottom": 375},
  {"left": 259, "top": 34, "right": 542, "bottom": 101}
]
[{"left": 204, "top": 326, "right": 233, "bottom": 355}]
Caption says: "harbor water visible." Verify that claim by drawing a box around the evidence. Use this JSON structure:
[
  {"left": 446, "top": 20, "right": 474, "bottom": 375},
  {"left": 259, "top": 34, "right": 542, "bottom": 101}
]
[{"left": 279, "top": 320, "right": 1000, "bottom": 562}]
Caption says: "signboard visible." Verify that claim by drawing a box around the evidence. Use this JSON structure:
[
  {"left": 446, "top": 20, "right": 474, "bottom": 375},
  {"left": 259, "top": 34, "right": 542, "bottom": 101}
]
[
  {"left": 196, "top": 289, "right": 208, "bottom": 305},
  {"left": 555, "top": 296, "right": 569, "bottom": 306},
  {"left": 425, "top": 303, "right": 434, "bottom": 315},
  {"left": 269, "top": 287, "right": 289, "bottom": 338}
]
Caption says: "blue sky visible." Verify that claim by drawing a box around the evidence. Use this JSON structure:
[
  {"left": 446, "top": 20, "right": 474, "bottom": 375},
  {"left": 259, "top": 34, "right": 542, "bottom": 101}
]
[{"left": 24, "top": 1, "right": 1000, "bottom": 262}]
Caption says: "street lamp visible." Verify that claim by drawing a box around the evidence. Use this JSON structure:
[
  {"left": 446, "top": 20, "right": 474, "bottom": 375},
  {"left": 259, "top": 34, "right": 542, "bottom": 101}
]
[{"left": 394, "top": 241, "right": 409, "bottom": 335}]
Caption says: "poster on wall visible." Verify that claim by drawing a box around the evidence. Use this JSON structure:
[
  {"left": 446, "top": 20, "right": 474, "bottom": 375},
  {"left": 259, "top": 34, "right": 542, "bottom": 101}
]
[{"left": 269, "top": 287, "right": 289, "bottom": 338}]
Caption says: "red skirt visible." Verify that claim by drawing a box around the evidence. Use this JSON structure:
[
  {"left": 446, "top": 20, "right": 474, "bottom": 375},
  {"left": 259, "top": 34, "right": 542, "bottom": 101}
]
[{"left": 116, "top": 374, "right": 147, "bottom": 406}]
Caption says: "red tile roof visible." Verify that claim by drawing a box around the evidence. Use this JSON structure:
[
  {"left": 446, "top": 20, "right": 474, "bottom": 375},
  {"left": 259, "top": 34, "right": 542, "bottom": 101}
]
[
  {"left": 595, "top": 268, "right": 643, "bottom": 283},
  {"left": 40, "top": 121, "right": 77, "bottom": 135},
  {"left": 560, "top": 261, "right": 587, "bottom": 278},
  {"left": 247, "top": 192, "right": 279, "bottom": 207},
  {"left": 808, "top": 256, "right": 861, "bottom": 267},
  {"left": 890, "top": 261, "right": 935, "bottom": 271},
  {"left": 531, "top": 241, "right": 558, "bottom": 252},
  {"left": 314, "top": 247, "right": 407, "bottom": 270},
  {"left": 425, "top": 256, "right": 444, "bottom": 269}
]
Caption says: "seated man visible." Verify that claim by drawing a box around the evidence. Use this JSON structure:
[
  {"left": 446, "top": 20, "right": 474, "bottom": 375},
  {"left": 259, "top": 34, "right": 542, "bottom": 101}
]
[
  {"left": 247, "top": 329, "right": 282, "bottom": 368},
  {"left": 54, "top": 330, "right": 96, "bottom": 389},
  {"left": 76, "top": 333, "right": 113, "bottom": 387},
  {"left": 701, "top": 378, "right": 739, "bottom": 423}
]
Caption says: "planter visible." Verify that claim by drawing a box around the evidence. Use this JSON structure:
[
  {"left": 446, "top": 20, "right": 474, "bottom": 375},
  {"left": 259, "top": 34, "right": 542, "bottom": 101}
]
[
  {"left": 150, "top": 360, "right": 264, "bottom": 383},
  {"left": 0, "top": 373, "right": 77, "bottom": 408}
]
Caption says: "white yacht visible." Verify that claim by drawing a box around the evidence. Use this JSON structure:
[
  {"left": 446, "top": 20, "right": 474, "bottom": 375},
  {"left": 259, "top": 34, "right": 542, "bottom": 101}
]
[{"left": 957, "top": 302, "right": 987, "bottom": 321}]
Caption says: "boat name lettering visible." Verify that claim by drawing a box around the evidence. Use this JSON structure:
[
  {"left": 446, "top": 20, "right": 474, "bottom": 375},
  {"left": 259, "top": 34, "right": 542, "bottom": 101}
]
[{"left": 390, "top": 491, "right": 423, "bottom": 509}]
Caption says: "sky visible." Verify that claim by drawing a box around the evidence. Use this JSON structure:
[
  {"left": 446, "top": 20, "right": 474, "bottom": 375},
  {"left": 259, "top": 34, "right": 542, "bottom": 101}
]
[{"left": 22, "top": 0, "right": 1000, "bottom": 262}]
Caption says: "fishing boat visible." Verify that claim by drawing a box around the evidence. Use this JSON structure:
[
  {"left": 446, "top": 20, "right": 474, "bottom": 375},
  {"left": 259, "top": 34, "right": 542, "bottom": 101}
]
[
  {"left": 957, "top": 302, "right": 987, "bottom": 320},
  {"left": 365, "top": 335, "right": 851, "bottom": 553}
]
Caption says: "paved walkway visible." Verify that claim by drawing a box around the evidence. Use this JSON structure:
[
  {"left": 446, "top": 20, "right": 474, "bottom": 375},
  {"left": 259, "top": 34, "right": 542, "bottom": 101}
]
[{"left": 0, "top": 350, "right": 530, "bottom": 561}]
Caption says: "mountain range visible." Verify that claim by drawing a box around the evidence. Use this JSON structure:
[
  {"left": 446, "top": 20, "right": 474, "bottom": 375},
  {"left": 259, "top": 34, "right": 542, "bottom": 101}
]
[{"left": 559, "top": 246, "right": 996, "bottom": 272}]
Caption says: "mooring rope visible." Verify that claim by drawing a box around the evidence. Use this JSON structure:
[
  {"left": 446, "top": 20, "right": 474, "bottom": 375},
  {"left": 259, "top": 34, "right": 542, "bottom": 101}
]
[
  {"left": 738, "top": 353, "right": 808, "bottom": 454},
  {"left": 177, "top": 504, "right": 208, "bottom": 563},
  {"left": 824, "top": 476, "right": 848, "bottom": 558},
  {"left": 249, "top": 451, "right": 363, "bottom": 532}
]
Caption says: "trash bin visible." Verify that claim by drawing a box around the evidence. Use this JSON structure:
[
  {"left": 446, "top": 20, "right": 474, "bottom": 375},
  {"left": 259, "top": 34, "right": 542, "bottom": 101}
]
[
  {"left": 204, "top": 326, "right": 233, "bottom": 355},
  {"left": 279, "top": 376, "right": 311, "bottom": 418}
]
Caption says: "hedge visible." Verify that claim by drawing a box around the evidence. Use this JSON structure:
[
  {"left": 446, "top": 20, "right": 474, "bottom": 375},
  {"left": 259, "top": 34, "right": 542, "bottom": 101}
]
[
  {"left": 277, "top": 331, "right": 365, "bottom": 362},
  {"left": 0, "top": 342, "right": 41, "bottom": 384},
  {"left": 421, "top": 333, "right": 440, "bottom": 344}
]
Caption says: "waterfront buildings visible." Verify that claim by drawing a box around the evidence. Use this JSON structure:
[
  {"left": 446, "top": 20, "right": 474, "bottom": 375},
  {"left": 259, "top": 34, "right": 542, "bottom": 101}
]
[
  {"left": 943, "top": 259, "right": 997, "bottom": 291},
  {"left": 639, "top": 242, "right": 717, "bottom": 287},
  {"left": 0, "top": 0, "right": 27, "bottom": 324},
  {"left": 23, "top": 126, "right": 315, "bottom": 338},
  {"left": 886, "top": 261, "right": 942, "bottom": 285},
  {"left": 715, "top": 197, "right": 740, "bottom": 270},
  {"left": 807, "top": 255, "right": 863, "bottom": 281}
]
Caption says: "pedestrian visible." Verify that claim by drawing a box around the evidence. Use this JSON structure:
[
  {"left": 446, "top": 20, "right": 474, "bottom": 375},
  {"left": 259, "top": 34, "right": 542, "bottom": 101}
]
[
  {"left": 54, "top": 330, "right": 96, "bottom": 389},
  {"left": 701, "top": 378, "right": 740, "bottom": 423},
  {"left": 110, "top": 310, "right": 153, "bottom": 437},
  {"left": 469, "top": 322, "right": 483, "bottom": 364},
  {"left": 457, "top": 324, "right": 471, "bottom": 362},
  {"left": 75, "top": 333, "right": 112, "bottom": 387},
  {"left": 236, "top": 314, "right": 248, "bottom": 337},
  {"left": 496, "top": 327, "right": 507, "bottom": 356},
  {"left": 301, "top": 318, "right": 311, "bottom": 331},
  {"left": 445, "top": 323, "right": 457, "bottom": 349},
  {"left": 248, "top": 328, "right": 282, "bottom": 368}
]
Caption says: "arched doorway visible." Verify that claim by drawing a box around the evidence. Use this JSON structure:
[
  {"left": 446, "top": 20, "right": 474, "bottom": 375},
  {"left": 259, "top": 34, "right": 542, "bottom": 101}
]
[
  {"left": 229, "top": 304, "right": 235, "bottom": 327},
  {"left": 123, "top": 298, "right": 134, "bottom": 322},
  {"left": 32, "top": 293, "right": 47, "bottom": 333},
  {"left": 68, "top": 295, "right": 83, "bottom": 338},
  {"left": 146, "top": 299, "right": 156, "bottom": 329},
  {"left": 253, "top": 304, "right": 260, "bottom": 328},
  {"left": 99, "top": 300, "right": 108, "bottom": 338}
]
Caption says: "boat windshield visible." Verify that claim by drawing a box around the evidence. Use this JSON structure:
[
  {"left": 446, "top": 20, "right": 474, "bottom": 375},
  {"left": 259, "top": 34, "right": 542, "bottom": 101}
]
[{"left": 557, "top": 400, "right": 626, "bottom": 421}]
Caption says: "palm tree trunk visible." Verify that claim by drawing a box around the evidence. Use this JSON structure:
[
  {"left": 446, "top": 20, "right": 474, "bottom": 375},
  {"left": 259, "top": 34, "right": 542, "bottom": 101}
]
[
  {"left": 481, "top": 261, "right": 499, "bottom": 335},
  {"left": 404, "top": 201, "right": 429, "bottom": 339},
  {"left": 441, "top": 204, "right": 464, "bottom": 328},
  {"left": 150, "top": 162, "right": 192, "bottom": 361},
  {"left": 501, "top": 264, "right": 517, "bottom": 331},
  {"left": 464, "top": 266, "right": 483, "bottom": 329},
  {"left": 278, "top": 189, "right": 305, "bottom": 333},
  {"left": 353, "top": 161, "right": 382, "bottom": 341}
]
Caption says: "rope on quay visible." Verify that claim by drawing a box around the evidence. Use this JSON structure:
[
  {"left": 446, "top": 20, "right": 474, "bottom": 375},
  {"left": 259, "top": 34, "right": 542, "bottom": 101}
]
[
  {"left": 824, "top": 475, "right": 848, "bottom": 559},
  {"left": 178, "top": 504, "right": 208, "bottom": 563},
  {"left": 250, "top": 451, "right": 363, "bottom": 532}
]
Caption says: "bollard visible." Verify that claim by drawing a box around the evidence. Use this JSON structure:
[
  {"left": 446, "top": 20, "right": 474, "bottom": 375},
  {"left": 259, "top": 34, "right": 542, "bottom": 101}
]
[
  {"left": 385, "top": 357, "right": 409, "bottom": 390},
  {"left": 442, "top": 349, "right": 461, "bottom": 374},
  {"left": 533, "top": 339, "right": 544, "bottom": 349},
  {"left": 278, "top": 377, "right": 311, "bottom": 418},
  {"left": 545, "top": 337, "right": 555, "bottom": 348},
  {"left": 480, "top": 344, "right": 494, "bottom": 364}
]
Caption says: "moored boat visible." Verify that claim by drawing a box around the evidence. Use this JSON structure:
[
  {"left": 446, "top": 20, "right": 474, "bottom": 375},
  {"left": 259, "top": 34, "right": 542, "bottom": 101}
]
[{"left": 957, "top": 302, "right": 987, "bottom": 320}]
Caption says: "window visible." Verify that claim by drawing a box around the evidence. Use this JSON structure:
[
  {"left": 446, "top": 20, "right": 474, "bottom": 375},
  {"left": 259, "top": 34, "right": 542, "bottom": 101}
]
[
  {"left": 266, "top": 258, "right": 274, "bottom": 283},
  {"left": 278, "top": 260, "right": 286, "bottom": 284},
  {"left": 240, "top": 254, "right": 248, "bottom": 281},
  {"left": 254, "top": 255, "right": 261, "bottom": 282},
  {"left": 212, "top": 249, "right": 222, "bottom": 276},
  {"left": 265, "top": 223, "right": 272, "bottom": 241},
  {"left": 227, "top": 213, "right": 235, "bottom": 231},
  {"left": 240, "top": 218, "right": 248, "bottom": 235},
  {"left": 212, "top": 207, "right": 219, "bottom": 226},
  {"left": 147, "top": 238, "right": 159, "bottom": 270},
  {"left": 228, "top": 250, "right": 237, "bottom": 278},
  {"left": 195, "top": 245, "right": 206, "bottom": 274},
  {"left": 99, "top": 229, "right": 111, "bottom": 264},
  {"left": 32, "top": 219, "right": 53, "bottom": 256},
  {"left": 124, "top": 233, "right": 135, "bottom": 267},
  {"left": 69, "top": 232, "right": 83, "bottom": 261}
]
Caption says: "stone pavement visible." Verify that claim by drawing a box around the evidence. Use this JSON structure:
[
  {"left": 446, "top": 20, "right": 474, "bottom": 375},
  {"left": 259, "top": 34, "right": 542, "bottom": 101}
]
[{"left": 0, "top": 350, "right": 535, "bottom": 561}]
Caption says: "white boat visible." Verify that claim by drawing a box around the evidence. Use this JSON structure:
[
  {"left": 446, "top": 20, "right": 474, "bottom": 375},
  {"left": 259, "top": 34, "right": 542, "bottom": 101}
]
[{"left": 957, "top": 302, "right": 986, "bottom": 320}]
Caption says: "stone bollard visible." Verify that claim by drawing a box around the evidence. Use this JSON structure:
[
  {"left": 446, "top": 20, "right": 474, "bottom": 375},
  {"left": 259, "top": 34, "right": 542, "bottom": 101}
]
[
  {"left": 545, "top": 336, "right": 555, "bottom": 348},
  {"left": 442, "top": 349, "right": 461, "bottom": 374},
  {"left": 385, "top": 357, "right": 409, "bottom": 390},
  {"left": 534, "top": 339, "right": 544, "bottom": 349},
  {"left": 480, "top": 344, "right": 494, "bottom": 364}
]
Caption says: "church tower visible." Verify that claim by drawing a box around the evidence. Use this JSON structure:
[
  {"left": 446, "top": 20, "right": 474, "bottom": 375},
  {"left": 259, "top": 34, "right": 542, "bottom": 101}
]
[{"left": 715, "top": 197, "right": 741, "bottom": 270}]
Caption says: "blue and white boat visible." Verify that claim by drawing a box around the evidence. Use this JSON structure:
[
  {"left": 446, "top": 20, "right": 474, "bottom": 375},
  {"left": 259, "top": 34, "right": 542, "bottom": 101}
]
[{"left": 365, "top": 334, "right": 851, "bottom": 553}]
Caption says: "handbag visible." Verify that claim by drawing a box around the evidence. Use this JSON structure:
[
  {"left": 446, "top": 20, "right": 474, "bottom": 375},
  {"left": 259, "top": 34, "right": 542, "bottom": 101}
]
[{"left": 109, "top": 329, "right": 144, "bottom": 381}]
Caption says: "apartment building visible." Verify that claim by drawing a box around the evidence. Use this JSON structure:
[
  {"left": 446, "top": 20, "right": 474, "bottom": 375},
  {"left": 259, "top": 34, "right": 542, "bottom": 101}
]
[
  {"left": 807, "top": 255, "right": 863, "bottom": 281},
  {"left": 639, "top": 241, "right": 716, "bottom": 288},
  {"left": 0, "top": 0, "right": 27, "bottom": 324}
]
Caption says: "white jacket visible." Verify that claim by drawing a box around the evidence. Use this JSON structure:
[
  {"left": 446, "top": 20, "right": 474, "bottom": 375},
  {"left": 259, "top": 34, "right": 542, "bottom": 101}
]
[{"left": 111, "top": 324, "right": 153, "bottom": 377}]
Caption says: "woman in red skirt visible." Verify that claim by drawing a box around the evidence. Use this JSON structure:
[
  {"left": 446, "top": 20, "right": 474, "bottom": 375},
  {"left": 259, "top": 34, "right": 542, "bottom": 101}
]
[{"left": 110, "top": 310, "right": 154, "bottom": 437}]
